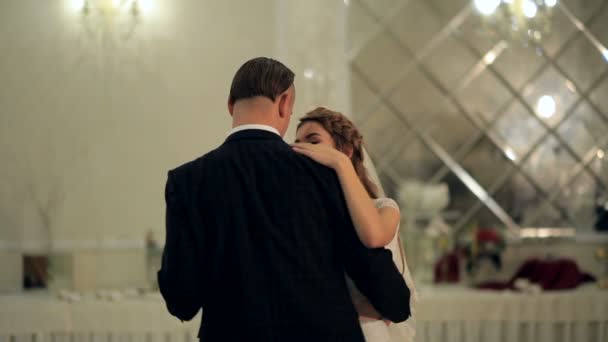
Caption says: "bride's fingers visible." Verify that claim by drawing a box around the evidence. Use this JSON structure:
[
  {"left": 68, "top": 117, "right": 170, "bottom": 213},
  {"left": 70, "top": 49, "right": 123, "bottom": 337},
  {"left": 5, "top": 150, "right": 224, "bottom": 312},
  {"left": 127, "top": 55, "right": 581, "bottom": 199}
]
[
  {"left": 292, "top": 145, "right": 314, "bottom": 156},
  {"left": 293, "top": 143, "right": 325, "bottom": 153},
  {"left": 293, "top": 147, "right": 322, "bottom": 161},
  {"left": 291, "top": 144, "right": 309, "bottom": 151},
  {"left": 292, "top": 144, "right": 316, "bottom": 153},
  {"left": 291, "top": 142, "right": 311, "bottom": 148}
]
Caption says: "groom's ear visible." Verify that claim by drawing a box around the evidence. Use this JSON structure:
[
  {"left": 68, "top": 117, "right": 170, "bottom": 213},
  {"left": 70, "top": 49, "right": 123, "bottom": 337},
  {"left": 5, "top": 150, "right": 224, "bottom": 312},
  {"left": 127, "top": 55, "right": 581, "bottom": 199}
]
[
  {"left": 277, "top": 92, "right": 289, "bottom": 118},
  {"left": 227, "top": 98, "right": 234, "bottom": 116},
  {"left": 278, "top": 86, "right": 294, "bottom": 118}
]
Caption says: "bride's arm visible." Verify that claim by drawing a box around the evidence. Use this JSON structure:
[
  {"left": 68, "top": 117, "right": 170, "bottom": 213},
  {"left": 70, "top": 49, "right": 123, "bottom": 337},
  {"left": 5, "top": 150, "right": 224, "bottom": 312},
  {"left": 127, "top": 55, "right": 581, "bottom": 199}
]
[
  {"left": 334, "top": 157, "right": 399, "bottom": 247},
  {"left": 293, "top": 143, "right": 399, "bottom": 248}
]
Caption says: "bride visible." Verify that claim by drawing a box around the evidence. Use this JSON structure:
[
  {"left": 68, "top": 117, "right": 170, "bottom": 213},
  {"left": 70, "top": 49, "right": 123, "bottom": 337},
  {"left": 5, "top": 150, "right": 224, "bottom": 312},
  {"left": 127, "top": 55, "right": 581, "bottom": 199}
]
[{"left": 293, "top": 107, "right": 417, "bottom": 342}]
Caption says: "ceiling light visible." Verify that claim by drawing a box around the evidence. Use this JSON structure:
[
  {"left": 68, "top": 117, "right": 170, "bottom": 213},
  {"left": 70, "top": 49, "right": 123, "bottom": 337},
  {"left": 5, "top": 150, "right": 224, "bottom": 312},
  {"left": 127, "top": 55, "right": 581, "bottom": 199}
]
[
  {"left": 474, "top": 0, "right": 501, "bottom": 15},
  {"left": 537, "top": 95, "right": 556, "bottom": 118},
  {"left": 303, "top": 68, "right": 315, "bottom": 80},
  {"left": 522, "top": 0, "right": 538, "bottom": 18},
  {"left": 544, "top": 0, "right": 557, "bottom": 7}
]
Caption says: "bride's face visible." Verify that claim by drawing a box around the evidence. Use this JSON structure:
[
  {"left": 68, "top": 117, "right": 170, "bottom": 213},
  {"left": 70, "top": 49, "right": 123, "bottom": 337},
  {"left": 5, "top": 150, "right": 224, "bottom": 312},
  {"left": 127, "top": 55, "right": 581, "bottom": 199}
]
[{"left": 295, "top": 121, "right": 336, "bottom": 148}]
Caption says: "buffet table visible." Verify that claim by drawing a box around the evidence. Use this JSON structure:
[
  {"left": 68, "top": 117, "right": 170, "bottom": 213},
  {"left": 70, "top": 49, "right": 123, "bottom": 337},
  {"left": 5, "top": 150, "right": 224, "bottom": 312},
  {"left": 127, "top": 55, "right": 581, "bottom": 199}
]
[
  {"left": 416, "top": 285, "right": 608, "bottom": 342},
  {"left": 0, "top": 292, "right": 200, "bottom": 342},
  {"left": 1, "top": 285, "right": 607, "bottom": 342}
]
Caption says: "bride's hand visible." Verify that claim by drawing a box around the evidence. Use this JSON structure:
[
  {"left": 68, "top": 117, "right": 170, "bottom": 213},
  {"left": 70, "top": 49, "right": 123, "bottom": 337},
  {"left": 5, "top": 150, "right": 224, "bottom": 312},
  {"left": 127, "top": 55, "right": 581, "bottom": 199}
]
[{"left": 291, "top": 142, "right": 350, "bottom": 170}]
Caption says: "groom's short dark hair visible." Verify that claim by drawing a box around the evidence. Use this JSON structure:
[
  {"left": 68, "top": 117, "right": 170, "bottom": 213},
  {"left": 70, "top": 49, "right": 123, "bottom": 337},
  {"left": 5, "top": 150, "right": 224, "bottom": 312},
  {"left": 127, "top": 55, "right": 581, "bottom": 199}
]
[{"left": 228, "top": 57, "right": 295, "bottom": 105}]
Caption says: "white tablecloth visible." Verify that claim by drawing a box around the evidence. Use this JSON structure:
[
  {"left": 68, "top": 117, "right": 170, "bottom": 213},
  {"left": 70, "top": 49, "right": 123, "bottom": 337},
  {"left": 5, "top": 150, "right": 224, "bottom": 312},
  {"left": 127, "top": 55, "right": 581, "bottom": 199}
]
[
  {"left": 0, "top": 292, "right": 200, "bottom": 342},
  {"left": 1, "top": 286, "right": 607, "bottom": 342},
  {"left": 415, "top": 285, "right": 608, "bottom": 342}
]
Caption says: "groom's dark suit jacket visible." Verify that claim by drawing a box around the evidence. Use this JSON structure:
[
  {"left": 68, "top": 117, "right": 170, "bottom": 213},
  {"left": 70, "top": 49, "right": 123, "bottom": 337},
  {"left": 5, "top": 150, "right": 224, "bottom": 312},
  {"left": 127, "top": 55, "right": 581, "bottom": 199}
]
[{"left": 158, "top": 129, "right": 410, "bottom": 342}]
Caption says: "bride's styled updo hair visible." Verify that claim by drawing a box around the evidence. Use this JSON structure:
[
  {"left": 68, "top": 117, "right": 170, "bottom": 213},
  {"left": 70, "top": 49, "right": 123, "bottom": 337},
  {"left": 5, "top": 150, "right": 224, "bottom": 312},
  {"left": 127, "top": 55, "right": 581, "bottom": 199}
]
[{"left": 298, "top": 107, "right": 380, "bottom": 199}]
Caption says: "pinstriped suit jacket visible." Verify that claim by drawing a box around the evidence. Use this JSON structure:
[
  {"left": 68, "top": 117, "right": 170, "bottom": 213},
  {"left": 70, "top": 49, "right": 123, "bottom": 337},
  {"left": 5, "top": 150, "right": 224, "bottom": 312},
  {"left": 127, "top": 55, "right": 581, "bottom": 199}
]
[{"left": 158, "top": 129, "right": 410, "bottom": 342}]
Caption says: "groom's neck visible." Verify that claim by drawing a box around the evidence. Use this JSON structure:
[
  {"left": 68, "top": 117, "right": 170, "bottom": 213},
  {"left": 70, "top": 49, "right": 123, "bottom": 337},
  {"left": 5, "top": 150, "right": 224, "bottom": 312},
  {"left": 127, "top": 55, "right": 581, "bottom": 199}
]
[
  {"left": 231, "top": 100, "right": 278, "bottom": 129},
  {"left": 232, "top": 113, "right": 276, "bottom": 128}
]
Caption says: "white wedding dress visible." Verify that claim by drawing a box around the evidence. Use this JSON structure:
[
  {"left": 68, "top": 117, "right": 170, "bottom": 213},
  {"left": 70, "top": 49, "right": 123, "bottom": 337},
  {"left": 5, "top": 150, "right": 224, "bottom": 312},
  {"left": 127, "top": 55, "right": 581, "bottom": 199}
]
[{"left": 348, "top": 197, "right": 417, "bottom": 342}]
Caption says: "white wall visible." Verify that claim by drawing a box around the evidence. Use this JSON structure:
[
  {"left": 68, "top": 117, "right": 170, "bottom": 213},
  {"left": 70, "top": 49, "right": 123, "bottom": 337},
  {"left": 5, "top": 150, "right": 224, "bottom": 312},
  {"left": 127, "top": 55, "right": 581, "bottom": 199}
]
[
  {"left": 0, "top": 0, "right": 350, "bottom": 253},
  {"left": 1, "top": 0, "right": 278, "bottom": 247}
]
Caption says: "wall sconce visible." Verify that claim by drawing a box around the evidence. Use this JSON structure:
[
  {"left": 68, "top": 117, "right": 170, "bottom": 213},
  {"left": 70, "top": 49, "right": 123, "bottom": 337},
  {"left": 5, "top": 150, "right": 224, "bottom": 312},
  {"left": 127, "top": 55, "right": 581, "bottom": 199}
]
[
  {"left": 72, "top": 0, "right": 149, "bottom": 18},
  {"left": 69, "top": 0, "right": 156, "bottom": 44}
]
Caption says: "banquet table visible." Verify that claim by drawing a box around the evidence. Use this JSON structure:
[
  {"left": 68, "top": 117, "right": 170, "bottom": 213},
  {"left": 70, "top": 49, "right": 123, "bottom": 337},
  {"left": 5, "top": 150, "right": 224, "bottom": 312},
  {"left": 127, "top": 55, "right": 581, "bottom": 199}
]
[
  {"left": 415, "top": 285, "right": 608, "bottom": 342},
  {"left": 1, "top": 285, "right": 607, "bottom": 342},
  {"left": 0, "top": 292, "right": 199, "bottom": 342}
]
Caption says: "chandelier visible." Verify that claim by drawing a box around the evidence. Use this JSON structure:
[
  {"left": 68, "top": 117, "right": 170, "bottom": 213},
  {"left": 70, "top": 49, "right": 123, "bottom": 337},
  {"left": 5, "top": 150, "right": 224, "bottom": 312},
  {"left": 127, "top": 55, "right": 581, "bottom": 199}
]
[{"left": 473, "top": 0, "right": 558, "bottom": 45}]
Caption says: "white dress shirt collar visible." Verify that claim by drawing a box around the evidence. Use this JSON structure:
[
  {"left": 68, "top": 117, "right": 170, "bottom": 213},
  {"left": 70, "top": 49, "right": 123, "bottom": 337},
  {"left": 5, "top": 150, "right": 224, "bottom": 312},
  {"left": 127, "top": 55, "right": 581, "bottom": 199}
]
[{"left": 227, "top": 124, "right": 280, "bottom": 137}]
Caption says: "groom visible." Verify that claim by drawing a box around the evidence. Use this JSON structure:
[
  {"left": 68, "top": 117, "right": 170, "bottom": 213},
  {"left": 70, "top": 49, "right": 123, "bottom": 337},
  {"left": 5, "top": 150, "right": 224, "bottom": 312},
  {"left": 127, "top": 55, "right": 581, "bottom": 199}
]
[{"left": 158, "top": 57, "right": 410, "bottom": 341}]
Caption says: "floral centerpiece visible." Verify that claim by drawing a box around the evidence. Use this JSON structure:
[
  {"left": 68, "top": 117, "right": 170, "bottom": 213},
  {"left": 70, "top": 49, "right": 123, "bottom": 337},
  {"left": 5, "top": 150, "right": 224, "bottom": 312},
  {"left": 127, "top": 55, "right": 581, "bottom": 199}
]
[{"left": 459, "top": 225, "right": 506, "bottom": 281}]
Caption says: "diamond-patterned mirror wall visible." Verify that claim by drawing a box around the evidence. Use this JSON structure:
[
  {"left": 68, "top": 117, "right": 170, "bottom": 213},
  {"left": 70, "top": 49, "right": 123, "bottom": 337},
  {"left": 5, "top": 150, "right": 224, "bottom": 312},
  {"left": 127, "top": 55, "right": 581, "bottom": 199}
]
[{"left": 347, "top": 0, "right": 608, "bottom": 234}]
